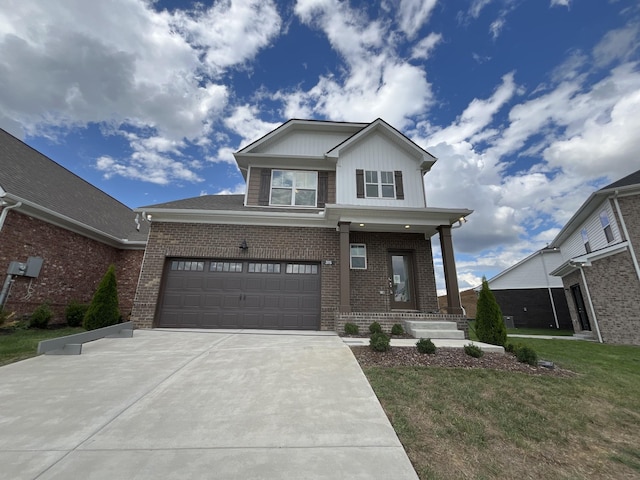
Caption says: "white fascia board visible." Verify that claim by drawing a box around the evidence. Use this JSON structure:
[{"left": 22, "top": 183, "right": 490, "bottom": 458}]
[
  {"left": 234, "top": 153, "right": 332, "bottom": 172},
  {"left": 138, "top": 207, "right": 330, "bottom": 229},
  {"left": 550, "top": 242, "right": 629, "bottom": 276},
  {"left": 325, "top": 204, "right": 473, "bottom": 226},
  {"left": 2, "top": 193, "right": 146, "bottom": 249}
]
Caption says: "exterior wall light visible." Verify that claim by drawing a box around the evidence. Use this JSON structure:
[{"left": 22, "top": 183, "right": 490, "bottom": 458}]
[{"left": 239, "top": 239, "right": 248, "bottom": 251}]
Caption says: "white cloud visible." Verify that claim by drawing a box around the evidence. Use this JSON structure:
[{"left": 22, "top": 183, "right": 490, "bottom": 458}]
[
  {"left": 215, "top": 183, "right": 247, "bottom": 195},
  {"left": 592, "top": 22, "right": 640, "bottom": 67},
  {"left": 411, "top": 33, "right": 443, "bottom": 60},
  {"left": 396, "top": 0, "right": 438, "bottom": 39},
  {"left": 0, "top": 0, "right": 281, "bottom": 184},
  {"left": 224, "top": 105, "right": 281, "bottom": 148},
  {"left": 550, "top": 0, "right": 571, "bottom": 8},
  {"left": 287, "top": 0, "right": 433, "bottom": 128}
]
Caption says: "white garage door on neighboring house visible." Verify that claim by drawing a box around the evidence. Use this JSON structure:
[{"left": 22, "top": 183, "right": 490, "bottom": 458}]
[{"left": 157, "top": 259, "right": 321, "bottom": 330}]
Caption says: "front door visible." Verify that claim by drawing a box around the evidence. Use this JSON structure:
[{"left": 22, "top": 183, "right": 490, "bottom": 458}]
[
  {"left": 389, "top": 251, "right": 416, "bottom": 310},
  {"left": 570, "top": 283, "right": 591, "bottom": 331}
]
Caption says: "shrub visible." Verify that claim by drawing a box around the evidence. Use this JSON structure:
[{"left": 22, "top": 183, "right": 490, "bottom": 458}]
[
  {"left": 344, "top": 322, "right": 359, "bottom": 335},
  {"left": 464, "top": 344, "right": 484, "bottom": 358},
  {"left": 65, "top": 301, "right": 89, "bottom": 328},
  {"left": 416, "top": 338, "right": 437, "bottom": 354},
  {"left": 30, "top": 303, "right": 53, "bottom": 329},
  {"left": 369, "top": 332, "right": 391, "bottom": 352},
  {"left": 391, "top": 323, "right": 404, "bottom": 335},
  {"left": 84, "top": 264, "right": 121, "bottom": 331},
  {"left": 515, "top": 345, "right": 539, "bottom": 366},
  {"left": 475, "top": 278, "right": 507, "bottom": 346},
  {"left": 369, "top": 321, "right": 383, "bottom": 334}
]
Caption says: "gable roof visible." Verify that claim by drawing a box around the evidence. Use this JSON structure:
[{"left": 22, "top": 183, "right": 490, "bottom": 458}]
[
  {"left": 325, "top": 118, "right": 437, "bottom": 171},
  {"left": 550, "top": 169, "right": 640, "bottom": 248},
  {"left": 0, "top": 128, "right": 147, "bottom": 246}
]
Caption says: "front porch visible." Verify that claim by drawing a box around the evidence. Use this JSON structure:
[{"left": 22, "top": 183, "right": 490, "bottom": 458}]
[{"left": 335, "top": 312, "right": 469, "bottom": 339}]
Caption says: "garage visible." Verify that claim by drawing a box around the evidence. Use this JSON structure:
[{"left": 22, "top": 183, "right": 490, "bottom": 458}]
[{"left": 157, "top": 259, "right": 321, "bottom": 330}]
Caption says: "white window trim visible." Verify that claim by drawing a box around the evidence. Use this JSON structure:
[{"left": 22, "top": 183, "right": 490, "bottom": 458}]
[
  {"left": 269, "top": 169, "right": 318, "bottom": 207},
  {"left": 365, "top": 170, "right": 395, "bottom": 199},
  {"left": 350, "top": 243, "right": 367, "bottom": 269}
]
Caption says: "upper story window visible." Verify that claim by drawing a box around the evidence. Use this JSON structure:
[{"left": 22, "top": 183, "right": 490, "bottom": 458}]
[
  {"left": 581, "top": 228, "right": 591, "bottom": 253},
  {"left": 365, "top": 170, "right": 395, "bottom": 198},
  {"left": 600, "top": 210, "right": 614, "bottom": 243},
  {"left": 356, "top": 169, "right": 404, "bottom": 200},
  {"left": 270, "top": 170, "right": 317, "bottom": 207}
]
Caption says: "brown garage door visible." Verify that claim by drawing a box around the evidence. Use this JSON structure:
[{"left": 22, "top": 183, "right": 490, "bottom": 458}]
[{"left": 157, "top": 259, "right": 321, "bottom": 330}]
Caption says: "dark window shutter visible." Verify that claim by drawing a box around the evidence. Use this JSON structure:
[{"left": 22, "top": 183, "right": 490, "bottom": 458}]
[
  {"left": 356, "top": 169, "right": 365, "bottom": 198},
  {"left": 258, "top": 168, "right": 272, "bottom": 206},
  {"left": 394, "top": 170, "right": 404, "bottom": 200},
  {"left": 317, "top": 171, "right": 328, "bottom": 208}
]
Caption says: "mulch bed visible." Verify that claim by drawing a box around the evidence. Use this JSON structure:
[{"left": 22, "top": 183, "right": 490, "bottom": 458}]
[{"left": 351, "top": 346, "right": 576, "bottom": 377}]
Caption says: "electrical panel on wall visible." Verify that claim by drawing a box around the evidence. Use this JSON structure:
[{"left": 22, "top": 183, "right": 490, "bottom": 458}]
[{"left": 6, "top": 257, "right": 43, "bottom": 277}]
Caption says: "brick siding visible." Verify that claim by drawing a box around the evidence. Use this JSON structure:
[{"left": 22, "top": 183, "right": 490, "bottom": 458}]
[
  {"left": 336, "top": 312, "right": 468, "bottom": 338},
  {"left": 131, "top": 223, "right": 442, "bottom": 331},
  {"left": 0, "top": 210, "right": 144, "bottom": 323}
]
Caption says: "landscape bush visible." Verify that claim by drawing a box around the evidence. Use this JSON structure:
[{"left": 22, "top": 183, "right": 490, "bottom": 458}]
[
  {"left": 83, "top": 264, "right": 121, "bottom": 331},
  {"left": 464, "top": 344, "right": 484, "bottom": 358},
  {"left": 416, "top": 338, "right": 437, "bottom": 354},
  {"left": 344, "top": 322, "right": 359, "bottom": 335},
  {"left": 30, "top": 303, "right": 53, "bottom": 329},
  {"left": 391, "top": 323, "right": 404, "bottom": 335},
  {"left": 369, "top": 332, "right": 391, "bottom": 352},
  {"left": 369, "top": 321, "right": 383, "bottom": 334},
  {"left": 475, "top": 277, "right": 507, "bottom": 346},
  {"left": 65, "top": 301, "right": 89, "bottom": 328},
  {"left": 515, "top": 345, "right": 539, "bottom": 366}
]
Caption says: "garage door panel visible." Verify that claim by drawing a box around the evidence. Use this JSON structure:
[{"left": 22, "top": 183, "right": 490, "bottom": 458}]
[{"left": 158, "top": 259, "right": 320, "bottom": 330}]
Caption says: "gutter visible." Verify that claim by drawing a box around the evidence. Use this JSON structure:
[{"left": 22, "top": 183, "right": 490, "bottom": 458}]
[
  {"left": 613, "top": 190, "right": 640, "bottom": 284},
  {"left": 0, "top": 193, "right": 22, "bottom": 233}
]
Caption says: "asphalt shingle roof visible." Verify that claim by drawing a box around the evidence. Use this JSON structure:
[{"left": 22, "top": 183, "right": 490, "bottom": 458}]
[
  {"left": 0, "top": 128, "right": 148, "bottom": 242},
  {"left": 139, "top": 194, "right": 323, "bottom": 214},
  {"left": 601, "top": 169, "right": 640, "bottom": 191}
]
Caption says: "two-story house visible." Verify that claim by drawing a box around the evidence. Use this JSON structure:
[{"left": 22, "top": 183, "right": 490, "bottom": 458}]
[
  {"left": 130, "top": 119, "right": 473, "bottom": 334},
  {"left": 549, "top": 169, "right": 640, "bottom": 345}
]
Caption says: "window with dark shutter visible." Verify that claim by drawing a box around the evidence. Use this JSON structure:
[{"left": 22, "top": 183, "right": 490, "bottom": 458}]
[
  {"left": 317, "top": 171, "right": 328, "bottom": 207},
  {"left": 356, "top": 169, "right": 365, "bottom": 198},
  {"left": 258, "top": 168, "right": 271, "bottom": 206},
  {"left": 394, "top": 171, "right": 404, "bottom": 200}
]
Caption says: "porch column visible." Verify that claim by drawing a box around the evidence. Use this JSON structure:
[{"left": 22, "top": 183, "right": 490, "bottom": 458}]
[
  {"left": 339, "top": 221, "right": 351, "bottom": 312},
  {"left": 437, "top": 225, "right": 463, "bottom": 315}
]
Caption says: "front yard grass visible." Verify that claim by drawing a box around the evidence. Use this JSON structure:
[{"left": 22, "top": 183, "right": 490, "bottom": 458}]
[
  {"left": 0, "top": 327, "right": 84, "bottom": 366},
  {"left": 363, "top": 338, "right": 640, "bottom": 479}
]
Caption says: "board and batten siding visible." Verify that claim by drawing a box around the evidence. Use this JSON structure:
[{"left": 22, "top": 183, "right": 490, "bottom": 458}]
[
  {"left": 254, "top": 130, "right": 355, "bottom": 157},
  {"left": 489, "top": 251, "right": 564, "bottom": 290},
  {"left": 559, "top": 199, "right": 622, "bottom": 260},
  {"left": 335, "top": 134, "right": 426, "bottom": 208}
]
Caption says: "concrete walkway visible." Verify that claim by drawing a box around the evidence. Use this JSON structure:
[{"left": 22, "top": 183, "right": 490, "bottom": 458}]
[{"left": 0, "top": 329, "right": 418, "bottom": 480}]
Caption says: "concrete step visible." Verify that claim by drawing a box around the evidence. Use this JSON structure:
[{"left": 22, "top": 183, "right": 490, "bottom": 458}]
[
  {"left": 411, "top": 329, "right": 465, "bottom": 340},
  {"left": 404, "top": 320, "right": 458, "bottom": 331}
]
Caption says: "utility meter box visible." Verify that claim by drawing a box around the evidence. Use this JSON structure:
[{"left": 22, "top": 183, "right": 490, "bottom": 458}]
[
  {"left": 7, "top": 261, "right": 27, "bottom": 275},
  {"left": 25, "top": 257, "right": 44, "bottom": 278}
]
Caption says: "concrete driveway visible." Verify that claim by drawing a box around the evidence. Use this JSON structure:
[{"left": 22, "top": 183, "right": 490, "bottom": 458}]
[{"left": 0, "top": 330, "right": 418, "bottom": 480}]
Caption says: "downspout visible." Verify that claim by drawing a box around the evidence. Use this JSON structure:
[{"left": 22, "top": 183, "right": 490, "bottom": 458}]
[
  {"left": 613, "top": 191, "right": 640, "bottom": 284},
  {"left": 578, "top": 265, "right": 603, "bottom": 343},
  {"left": 0, "top": 200, "right": 22, "bottom": 233},
  {"left": 540, "top": 249, "right": 560, "bottom": 329}
]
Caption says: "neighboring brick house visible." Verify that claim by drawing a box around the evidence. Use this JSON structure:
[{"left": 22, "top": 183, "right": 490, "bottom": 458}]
[
  {"left": 549, "top": 169, "right": 640, "bottom": 345},
  {"left": 0, "top": 129, "right": 147, "bottom": 323},
  {"left": 479, "top": 248, "right": 572, "bottom": 330},
  {"left": 131, "top": 119, "right": 473, "bottom": 334}
]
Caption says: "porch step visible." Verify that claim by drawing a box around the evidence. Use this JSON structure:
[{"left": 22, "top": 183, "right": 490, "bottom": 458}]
[{"left": 404, "top": 320, "right": 465, "bottom": 340}]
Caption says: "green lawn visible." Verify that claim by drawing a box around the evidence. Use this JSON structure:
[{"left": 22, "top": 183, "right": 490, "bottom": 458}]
[
  {"left": 0, "top": 327, "right": 84, "bottom": 366},
  {"left": 467, "top": 320, "right": 573, "bottom": 341},
  {"left": 364, "top": 338, "right": 640, "bottom": 479}
]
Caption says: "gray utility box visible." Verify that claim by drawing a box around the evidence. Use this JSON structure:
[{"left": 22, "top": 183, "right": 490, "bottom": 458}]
[{"left": 7, "top": 257, "right": 43, "bottom": 278}]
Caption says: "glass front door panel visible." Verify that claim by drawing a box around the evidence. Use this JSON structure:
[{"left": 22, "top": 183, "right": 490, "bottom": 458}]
[{"left": 391, "top": 255, "right": 411, "bottom": 303}]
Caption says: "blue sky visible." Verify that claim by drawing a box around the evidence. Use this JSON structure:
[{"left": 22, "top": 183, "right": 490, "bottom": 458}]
[{"left": 1, "top": 0, "right": 639, "bottom": 294}]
